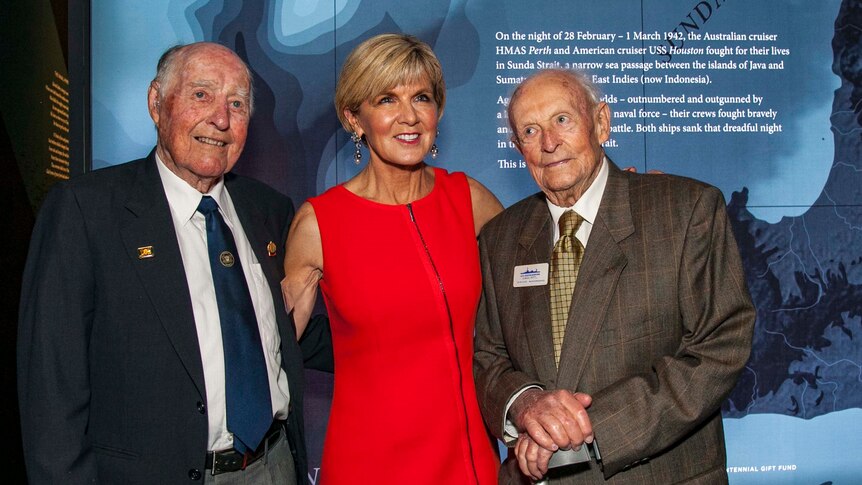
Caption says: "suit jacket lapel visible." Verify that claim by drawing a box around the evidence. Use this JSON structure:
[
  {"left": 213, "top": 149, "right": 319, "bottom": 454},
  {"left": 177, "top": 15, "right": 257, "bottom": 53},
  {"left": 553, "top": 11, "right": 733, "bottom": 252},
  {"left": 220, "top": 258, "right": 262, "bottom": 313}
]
[
  {"left": 227, "top": 180, "right": 294, "bottom": 337},
  {"left": 119, "top": 153, "right": 206, "bottom": 396},
  {"left": 557, "top": 162, "right": 634, "bottom": 390},
  {"left": 517, "top": 194, "right": 559, "bottom": 386}
]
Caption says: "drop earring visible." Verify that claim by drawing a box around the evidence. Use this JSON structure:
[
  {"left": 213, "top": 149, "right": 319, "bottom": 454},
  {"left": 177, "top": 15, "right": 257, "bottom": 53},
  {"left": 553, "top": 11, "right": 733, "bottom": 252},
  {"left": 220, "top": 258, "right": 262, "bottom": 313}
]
[
  {"left": 351, "top": 132, "right": 362, "bottom": 165},
  {"left": 430, "top": 130, "right": 439, "bottom": 160}
]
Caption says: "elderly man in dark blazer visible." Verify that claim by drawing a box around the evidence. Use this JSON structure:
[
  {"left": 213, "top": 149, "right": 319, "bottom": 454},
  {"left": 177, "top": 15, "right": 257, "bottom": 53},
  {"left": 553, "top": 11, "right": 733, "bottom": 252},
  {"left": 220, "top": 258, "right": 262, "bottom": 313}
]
[
  {"left": 18, "top": 42, "right": 330, "bottom": 484},
  {"left": 474, "top": 68, "right": 755, "bottom": 484}
]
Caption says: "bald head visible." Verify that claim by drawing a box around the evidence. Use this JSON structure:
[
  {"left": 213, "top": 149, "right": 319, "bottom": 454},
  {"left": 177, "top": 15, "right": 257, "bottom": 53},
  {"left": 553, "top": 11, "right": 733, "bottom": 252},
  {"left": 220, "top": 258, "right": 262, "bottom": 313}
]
[
  {"left": 507, "top": 69, "right": 601, "bottom": 142},
  {"left": 152, "top": 42, "right": 255, "bottom": 115}
]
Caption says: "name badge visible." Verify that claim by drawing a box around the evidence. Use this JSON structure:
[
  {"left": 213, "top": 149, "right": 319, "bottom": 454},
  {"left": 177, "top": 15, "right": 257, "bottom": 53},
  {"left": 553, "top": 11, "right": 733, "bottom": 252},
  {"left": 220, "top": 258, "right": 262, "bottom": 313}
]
[{"left": 513, "top": 263, "right": 549, "bottom": 287}]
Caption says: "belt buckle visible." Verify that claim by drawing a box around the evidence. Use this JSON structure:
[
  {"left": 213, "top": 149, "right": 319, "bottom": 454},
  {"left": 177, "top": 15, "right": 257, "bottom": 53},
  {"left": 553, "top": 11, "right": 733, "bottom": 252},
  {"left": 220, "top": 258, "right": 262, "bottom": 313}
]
[
  {"left": 210, "top": 422, "right": 282, "bottom": 475},
  {"left": 211, "top": 450, "right": 247, "bottom": 475}
]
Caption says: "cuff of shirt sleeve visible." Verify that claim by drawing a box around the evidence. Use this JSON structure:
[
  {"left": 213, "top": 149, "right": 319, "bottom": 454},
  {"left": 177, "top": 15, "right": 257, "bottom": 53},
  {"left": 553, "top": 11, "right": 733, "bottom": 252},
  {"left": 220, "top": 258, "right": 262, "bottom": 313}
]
[{"left": 503, "top": 384, "right": 543, "bottom": 444}]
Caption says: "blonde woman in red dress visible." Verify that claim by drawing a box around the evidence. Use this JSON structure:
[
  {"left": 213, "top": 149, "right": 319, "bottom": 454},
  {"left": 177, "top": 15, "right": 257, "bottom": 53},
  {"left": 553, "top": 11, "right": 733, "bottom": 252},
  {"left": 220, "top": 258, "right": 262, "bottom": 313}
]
[{"left": 282, "top": 33, "right": 502, "bottom": 484}]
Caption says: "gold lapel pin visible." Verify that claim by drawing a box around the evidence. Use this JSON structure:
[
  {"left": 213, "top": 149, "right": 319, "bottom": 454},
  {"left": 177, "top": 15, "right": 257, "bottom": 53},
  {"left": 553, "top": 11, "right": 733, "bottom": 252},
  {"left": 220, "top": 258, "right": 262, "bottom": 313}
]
[
  {"left": 137, "top": 246, "right": 154, "bottom": 259},
  {"left": 267, "top": 241, "right": 277, "bottom": 257}
]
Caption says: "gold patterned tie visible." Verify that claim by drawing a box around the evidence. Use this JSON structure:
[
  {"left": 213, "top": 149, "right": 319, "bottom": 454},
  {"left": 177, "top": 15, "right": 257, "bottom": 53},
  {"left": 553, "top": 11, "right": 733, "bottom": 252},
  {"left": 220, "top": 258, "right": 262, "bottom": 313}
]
[{"left": 550, "top": 210, "right": 585, "bottom": 367}]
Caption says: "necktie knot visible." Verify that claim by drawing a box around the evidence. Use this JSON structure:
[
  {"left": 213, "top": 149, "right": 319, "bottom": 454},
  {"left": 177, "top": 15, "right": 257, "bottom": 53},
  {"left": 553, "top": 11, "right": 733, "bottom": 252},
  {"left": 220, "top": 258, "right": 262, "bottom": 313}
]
[
  {"left": 557, "top": 210, "right": 584, "bottom": 253},
  {"left": 197, "top": 195, "right": 219, "bottom": 216}
]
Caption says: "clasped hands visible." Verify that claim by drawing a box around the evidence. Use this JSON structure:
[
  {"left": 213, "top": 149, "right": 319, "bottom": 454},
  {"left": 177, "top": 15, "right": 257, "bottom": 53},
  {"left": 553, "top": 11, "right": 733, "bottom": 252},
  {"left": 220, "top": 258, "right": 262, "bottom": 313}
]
[{"left": 509, "top": 389, "right": 594, "bottom": 480}]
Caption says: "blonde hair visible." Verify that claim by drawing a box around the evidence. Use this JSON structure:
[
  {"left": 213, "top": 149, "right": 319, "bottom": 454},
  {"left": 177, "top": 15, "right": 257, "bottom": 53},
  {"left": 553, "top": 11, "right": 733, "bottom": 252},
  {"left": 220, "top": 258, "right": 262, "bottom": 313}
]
[{"left": 335, "top": 33, "right": 446, "bottom": 132}]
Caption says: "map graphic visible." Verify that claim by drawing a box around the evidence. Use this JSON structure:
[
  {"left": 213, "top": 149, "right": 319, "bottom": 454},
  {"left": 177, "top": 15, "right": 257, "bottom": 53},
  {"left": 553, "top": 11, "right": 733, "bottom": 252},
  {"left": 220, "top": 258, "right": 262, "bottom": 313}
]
[{"left": 720, "top": 0, "right": 862, "bottom": 420}]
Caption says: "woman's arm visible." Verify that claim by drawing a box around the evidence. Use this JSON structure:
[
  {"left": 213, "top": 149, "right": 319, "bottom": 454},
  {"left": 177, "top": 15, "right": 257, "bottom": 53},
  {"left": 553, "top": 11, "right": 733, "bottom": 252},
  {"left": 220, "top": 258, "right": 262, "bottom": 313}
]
[
  {"left": 281, "top": 201, "right": 323, "bottom": 338},
  {"left": 467, "top": 176, "right": 504, "bottom": 236}
]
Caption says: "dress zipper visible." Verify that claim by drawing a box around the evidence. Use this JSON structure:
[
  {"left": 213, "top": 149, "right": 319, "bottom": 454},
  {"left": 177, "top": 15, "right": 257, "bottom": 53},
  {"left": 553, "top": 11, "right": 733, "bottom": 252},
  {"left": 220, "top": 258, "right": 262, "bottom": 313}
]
[{"left": 406, "top": 202, "right": 481, "bottom": 484}]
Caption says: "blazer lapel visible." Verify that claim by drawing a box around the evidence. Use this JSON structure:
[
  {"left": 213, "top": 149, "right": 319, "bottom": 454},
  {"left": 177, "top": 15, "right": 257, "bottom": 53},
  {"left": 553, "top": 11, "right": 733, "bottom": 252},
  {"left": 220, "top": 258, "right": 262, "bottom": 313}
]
[
  {"left": 227, "top": 181, "right": 293, "bottom": 336},
  {"left": 516, "top": 194, "right": 559, "bottom": 386},
  {"left": 119, "top": 154, "right": 206, "bottom": 396},
  {"left": 557, "top": 162, "right": 634, "bottom": 390}
]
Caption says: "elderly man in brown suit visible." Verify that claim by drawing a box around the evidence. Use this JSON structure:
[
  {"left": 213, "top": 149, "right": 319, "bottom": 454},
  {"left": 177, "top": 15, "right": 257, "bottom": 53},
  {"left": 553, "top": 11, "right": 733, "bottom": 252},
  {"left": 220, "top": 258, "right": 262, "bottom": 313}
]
[{"left": 473, "top": 68, "right": 755, "bottom": 484}]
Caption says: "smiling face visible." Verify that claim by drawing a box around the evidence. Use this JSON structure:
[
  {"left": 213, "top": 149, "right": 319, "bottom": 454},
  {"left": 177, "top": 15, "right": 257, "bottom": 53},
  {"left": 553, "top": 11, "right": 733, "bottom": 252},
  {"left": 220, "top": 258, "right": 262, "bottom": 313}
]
[
  {"left": 148, "top": 43, "right": 251, "bottom": 193},
  {"left": 345, "top": 78, "right": 439, "bottom": 169},
  {"left": 510, "top": 72, "right": 610, "bottom": 206}
]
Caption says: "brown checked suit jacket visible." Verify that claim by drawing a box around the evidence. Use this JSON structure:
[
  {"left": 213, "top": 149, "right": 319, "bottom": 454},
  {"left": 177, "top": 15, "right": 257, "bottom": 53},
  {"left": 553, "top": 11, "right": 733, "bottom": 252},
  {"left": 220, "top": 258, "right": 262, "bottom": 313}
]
[{"left": 474, "top": 161, "right": 755, "bottom": 484}]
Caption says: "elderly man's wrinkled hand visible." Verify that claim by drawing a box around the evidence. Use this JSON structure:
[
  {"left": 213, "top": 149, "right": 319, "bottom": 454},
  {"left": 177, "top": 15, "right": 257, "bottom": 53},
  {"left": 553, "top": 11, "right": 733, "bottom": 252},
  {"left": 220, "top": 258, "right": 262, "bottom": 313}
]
[{"left": 510, "top": 389, "right": 593, "bottom": 454}]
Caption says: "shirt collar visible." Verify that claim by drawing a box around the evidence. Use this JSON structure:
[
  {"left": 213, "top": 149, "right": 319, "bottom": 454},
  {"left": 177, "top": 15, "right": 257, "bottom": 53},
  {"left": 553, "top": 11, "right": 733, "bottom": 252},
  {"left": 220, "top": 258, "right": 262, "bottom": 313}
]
[
  {"left": 546, "top": 156, "right": 609, "bottom": 224},
  {"left": 155, "top": 152, "right": 226, "bottom": 225}
]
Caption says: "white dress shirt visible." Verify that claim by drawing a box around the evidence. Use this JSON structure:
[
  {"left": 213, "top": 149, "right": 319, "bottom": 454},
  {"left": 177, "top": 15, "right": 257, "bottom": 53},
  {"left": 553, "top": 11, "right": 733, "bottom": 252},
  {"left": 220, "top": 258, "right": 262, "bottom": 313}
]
[{"left": 156, "top": 155, "right": 290, "bottom": 452}]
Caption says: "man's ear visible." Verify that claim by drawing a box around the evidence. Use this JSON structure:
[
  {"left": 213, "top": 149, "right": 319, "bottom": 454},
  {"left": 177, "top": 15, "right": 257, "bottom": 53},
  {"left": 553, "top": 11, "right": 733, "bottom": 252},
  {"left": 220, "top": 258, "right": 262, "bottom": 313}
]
[
  {"left": 147, "top": 82, "right": 161, "bottom": 125},
  {"left": 594, "top": 101, "right": 611, "bottom": 144}
]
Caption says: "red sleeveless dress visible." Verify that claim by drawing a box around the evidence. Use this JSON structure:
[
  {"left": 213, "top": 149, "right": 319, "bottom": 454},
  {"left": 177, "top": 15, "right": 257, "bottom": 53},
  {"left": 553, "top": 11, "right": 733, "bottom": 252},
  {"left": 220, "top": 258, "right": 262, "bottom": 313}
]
[{"left": 309, "top": 168, "right": 498, "bottom": 484}]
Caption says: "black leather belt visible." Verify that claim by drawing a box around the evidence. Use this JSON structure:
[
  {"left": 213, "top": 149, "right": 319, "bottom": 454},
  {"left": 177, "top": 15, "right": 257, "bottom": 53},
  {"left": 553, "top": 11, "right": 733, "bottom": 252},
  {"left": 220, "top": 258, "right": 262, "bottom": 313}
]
[{"left": 206, "top": 421, "right": 285, "bottom": 475}]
